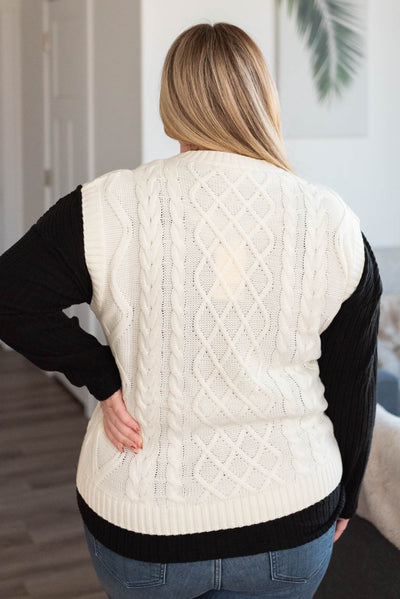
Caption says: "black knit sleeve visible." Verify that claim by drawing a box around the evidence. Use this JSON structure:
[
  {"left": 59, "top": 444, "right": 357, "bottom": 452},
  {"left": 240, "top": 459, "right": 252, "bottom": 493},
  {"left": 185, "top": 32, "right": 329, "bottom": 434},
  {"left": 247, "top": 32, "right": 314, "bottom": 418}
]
[
  {"left": 0, "top": 185, "right": 122, "bottom": 401},
  {"left": 318, "top": 232, "right": 383, "bottom": 519}
]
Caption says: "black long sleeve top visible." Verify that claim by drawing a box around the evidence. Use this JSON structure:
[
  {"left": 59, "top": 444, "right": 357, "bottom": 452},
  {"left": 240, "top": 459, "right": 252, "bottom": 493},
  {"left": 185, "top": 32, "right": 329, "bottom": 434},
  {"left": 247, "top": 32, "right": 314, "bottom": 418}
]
[{"left": 0, "top": 184, "right": 383, "bottom": 562}]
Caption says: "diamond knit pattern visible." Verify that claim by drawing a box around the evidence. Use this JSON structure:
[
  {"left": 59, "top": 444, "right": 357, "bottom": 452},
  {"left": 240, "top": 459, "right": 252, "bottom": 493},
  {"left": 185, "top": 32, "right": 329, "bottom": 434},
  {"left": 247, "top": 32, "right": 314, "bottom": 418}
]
[{"left": 76, "top": 150, "right": 365, "bottom": 535}]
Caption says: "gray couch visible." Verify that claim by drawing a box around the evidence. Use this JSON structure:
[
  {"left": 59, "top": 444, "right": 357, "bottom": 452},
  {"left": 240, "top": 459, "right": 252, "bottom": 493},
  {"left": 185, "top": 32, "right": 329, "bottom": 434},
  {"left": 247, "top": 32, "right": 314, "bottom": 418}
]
[{"left": 377, "top": 368, "right": 400, "bottom": 416}]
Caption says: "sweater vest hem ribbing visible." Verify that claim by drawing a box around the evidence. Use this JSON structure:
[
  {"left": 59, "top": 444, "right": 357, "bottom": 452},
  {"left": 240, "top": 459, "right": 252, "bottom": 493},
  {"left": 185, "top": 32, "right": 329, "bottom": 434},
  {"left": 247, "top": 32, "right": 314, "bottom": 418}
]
[
  {"left": 76, "top": 446, "right": 343, "bottom": 536},
  {"left": 75, "top": 483, "right": 344, "bottom": 562}
]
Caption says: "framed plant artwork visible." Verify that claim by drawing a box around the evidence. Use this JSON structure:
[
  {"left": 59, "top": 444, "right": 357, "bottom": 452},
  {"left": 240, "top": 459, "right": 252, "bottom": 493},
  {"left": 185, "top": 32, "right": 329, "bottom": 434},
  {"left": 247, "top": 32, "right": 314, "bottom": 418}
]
[{"left": 276, "top": 0, "right": 368, "bottom": 137}]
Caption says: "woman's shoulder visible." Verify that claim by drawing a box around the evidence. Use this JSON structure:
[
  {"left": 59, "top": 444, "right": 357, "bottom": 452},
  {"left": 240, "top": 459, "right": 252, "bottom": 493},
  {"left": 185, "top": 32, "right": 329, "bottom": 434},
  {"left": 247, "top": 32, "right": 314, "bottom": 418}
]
[
  {"left": 82, "top": 158, "right": 164, "bottom": 190},
  {"left": 292, "top": 171, "right": 361, "bottom": 232}
]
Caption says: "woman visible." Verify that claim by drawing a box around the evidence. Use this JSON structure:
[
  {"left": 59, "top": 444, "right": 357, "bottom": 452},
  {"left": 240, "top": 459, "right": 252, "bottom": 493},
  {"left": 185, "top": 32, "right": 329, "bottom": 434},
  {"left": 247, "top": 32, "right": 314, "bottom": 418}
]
[{"left": 0, "top": 22, "right": 382, "bottom": 599}]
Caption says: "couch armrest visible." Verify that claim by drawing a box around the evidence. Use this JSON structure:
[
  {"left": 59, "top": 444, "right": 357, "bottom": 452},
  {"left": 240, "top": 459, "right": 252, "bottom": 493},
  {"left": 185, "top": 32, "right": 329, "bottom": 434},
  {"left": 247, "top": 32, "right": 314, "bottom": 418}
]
[{"left": 377, "top": 368, "right": 400, "bottom": 416}]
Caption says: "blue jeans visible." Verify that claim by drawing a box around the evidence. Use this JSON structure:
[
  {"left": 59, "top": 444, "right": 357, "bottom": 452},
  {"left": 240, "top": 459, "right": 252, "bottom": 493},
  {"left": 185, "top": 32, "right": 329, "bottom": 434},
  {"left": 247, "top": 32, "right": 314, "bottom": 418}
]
[{"left": 83, "top": 520, "right": 337, "bottom": 599}]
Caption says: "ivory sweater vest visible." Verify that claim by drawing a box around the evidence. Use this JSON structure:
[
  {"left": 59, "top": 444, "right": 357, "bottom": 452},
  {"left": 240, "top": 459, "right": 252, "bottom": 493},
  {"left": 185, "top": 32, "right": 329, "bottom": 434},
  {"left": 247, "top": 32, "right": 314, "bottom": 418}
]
[{"left": 76, "top": 149, "right": 365, "bottom": 536}]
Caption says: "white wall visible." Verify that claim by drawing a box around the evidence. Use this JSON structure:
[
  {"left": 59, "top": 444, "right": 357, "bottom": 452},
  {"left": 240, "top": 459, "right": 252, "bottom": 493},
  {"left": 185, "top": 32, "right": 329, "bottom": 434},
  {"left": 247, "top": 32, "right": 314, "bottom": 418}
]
[
  {"left": 20, "top": 0, "right": 43, "bottom": 230},
  {"left": 0, "top": 7, "right": 4, "bottom": 252},
  {"left": 93, "top": 0, "right": 141, "bottom": 177},
  {"left": 9, "top": 0, "right": 400, "bottom": 247},
  {"left": 141, "top": 0, "right": 400, "bottom": 247}
]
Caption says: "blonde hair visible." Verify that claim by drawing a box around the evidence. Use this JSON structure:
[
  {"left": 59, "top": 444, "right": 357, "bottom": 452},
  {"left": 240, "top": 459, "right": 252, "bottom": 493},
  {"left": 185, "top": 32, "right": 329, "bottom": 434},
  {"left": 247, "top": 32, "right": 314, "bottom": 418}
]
[{"left": 159, "top": 22, "right": 295, "bottom": 174}]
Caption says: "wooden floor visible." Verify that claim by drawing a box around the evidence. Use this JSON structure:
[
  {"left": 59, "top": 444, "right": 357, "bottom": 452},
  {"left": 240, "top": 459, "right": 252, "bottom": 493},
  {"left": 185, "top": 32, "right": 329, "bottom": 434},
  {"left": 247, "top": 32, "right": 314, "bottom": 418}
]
[{"left": 0, "top": 346, "right": 107, "bottom": 598}]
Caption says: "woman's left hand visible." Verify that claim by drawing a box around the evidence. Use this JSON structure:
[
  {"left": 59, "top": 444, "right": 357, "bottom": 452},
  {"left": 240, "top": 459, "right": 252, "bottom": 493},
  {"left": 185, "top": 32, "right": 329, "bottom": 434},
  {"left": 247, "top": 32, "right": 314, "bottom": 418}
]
[
  {"left": 333, "top": 517, "right": 350, "bottom": 542},
  {"left": 100, "top": 388, "right": 143, "bottom": 453}
]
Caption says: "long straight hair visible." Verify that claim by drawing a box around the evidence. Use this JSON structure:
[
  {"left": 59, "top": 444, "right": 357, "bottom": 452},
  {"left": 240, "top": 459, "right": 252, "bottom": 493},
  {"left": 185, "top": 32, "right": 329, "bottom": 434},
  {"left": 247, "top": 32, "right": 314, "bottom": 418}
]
[{"left": 159, "top": 22, "right": 295, "bottom": 174}]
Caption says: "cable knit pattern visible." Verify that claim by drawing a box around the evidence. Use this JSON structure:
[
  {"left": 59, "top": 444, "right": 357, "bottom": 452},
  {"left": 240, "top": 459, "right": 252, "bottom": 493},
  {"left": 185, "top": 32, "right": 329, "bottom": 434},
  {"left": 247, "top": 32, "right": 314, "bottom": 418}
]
[
  {"left": 164, "top": 161, "right": 186, "bottom": 505},
  {"left": 76, "top": 150, "right": 365, "bottom": 536},
  {"left": 129, "top": 162, "right": 163, "bottom": 503},
  {"left": 272, "top": 175, "right": 296, "bottom": 364}
]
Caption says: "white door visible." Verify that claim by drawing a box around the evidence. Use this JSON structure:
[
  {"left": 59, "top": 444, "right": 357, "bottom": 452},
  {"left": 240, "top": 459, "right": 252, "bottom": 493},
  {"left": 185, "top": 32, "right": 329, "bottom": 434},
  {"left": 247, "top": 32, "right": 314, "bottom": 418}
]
[{"left": 44, "top": 0, "right": 98, "bottom": 416}]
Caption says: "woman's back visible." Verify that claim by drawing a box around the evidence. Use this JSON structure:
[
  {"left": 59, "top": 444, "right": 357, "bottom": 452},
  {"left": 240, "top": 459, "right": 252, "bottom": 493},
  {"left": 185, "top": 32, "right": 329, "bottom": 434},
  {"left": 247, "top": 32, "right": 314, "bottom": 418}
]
[{"left": 76, "top": 147, "right": 365, "bottom": 548}]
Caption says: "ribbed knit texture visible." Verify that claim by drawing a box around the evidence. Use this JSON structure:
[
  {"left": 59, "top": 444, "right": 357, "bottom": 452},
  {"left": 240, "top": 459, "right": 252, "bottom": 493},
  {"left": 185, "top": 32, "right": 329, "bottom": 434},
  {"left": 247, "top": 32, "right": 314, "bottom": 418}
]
[
  {"left": 319, "top": 233, "right": 383, "bottom": 518},
  {"left": 76, "top": 150, "right": 367, "bottom": 539}
]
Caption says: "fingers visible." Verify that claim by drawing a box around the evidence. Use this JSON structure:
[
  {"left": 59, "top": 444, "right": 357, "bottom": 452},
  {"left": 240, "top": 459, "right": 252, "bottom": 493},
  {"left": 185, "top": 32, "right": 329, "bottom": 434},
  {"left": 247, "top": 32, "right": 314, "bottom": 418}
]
[
  {"left": 333, "top": 518, "right": 349, "bottom": 543},
  {"left": 102, "top": 389, "right": 141, "bottom": 432},
  {"left": 105, "top": 404, "right": 143, "bottom": 444},
  {"left": 104, "top": 417, "right": 143, "bottom": 453},
  {"left": 101, "top": 388, "right": 143, "bottom": 453},
  {"left": 115, "top": 401, "right": 141, "bottom": 433}
]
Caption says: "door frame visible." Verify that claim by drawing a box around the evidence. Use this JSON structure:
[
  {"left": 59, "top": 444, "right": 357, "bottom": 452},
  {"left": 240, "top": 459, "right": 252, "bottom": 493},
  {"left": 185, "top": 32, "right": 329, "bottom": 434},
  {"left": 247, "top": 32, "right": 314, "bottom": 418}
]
[{"left": 0, "top": 0, "right": 23, "bottom": 258}]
